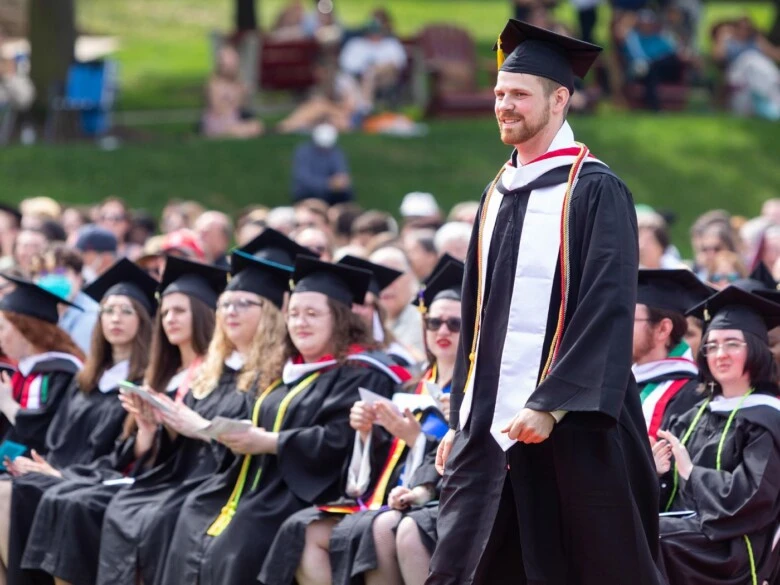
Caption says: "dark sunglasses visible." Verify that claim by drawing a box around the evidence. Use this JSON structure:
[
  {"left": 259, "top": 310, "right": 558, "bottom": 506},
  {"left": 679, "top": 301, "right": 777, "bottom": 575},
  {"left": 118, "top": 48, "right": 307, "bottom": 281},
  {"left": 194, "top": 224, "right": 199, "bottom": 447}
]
[{"left": 424, "top": 316, "right": 462, "bottom": 333}]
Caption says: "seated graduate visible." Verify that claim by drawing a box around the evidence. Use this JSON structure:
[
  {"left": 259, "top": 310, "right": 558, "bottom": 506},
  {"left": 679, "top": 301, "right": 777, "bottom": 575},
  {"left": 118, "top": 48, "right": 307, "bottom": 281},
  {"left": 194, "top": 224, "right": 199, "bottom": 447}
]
[
  {"left": 632, "top": 269, "right": 713, "bottom": 440},
  {"left": 259, "top": 255, "right": 463, "bottom": 585},
  {"left": 0, "top": 275, "right": 84, "bottom": 458},
  {"left": 654, "top": 286, "right": 780, "bottom": 585},
  {"left": 338, "top": 255, "right": 421, "bottom": 370},
  {"left": 92, "top": 257, "right": 227, "bottom": 585},
  {"left": 159, "top": 256, "right": 403, "bottom": 585},
  {"left": 1, "top": 258, "right": 158, "bottom": 585}
]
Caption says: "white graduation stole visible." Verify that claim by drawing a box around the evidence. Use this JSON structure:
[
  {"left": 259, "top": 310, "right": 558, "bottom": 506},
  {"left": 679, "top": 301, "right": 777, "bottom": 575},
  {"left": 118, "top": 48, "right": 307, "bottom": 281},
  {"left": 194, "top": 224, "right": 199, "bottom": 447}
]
[{"left": 459, "top": 143, "right": 602, "bottom": 451}]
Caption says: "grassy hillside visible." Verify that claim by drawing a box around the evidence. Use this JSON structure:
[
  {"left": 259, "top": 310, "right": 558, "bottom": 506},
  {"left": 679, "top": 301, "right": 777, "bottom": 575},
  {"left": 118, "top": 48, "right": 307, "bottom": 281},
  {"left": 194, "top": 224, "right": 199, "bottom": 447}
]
[{"left": 2, "top": 113, "right": 777, "bottom": 252}]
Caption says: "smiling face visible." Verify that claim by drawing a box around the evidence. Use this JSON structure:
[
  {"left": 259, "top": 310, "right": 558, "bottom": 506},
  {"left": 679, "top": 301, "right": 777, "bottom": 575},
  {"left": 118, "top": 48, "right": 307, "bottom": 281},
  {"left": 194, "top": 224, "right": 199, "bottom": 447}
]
[
  {"left": 494, "top": 71, "right": 554, "bottom": 147},
  {"left": 161, "top": 292, "right": 193, "bottom": 348},
  {"left": 425, "top": 298, "right": 462, "bottom": 365},
  {"left": 286, "top": 291, "right": 335, "bottom": 362},
  {"left": 101, "top": 294, "right": 141, "bottom": 347},
  {"left": 704, "top": 328, "right": 749, "bottom": 388}
]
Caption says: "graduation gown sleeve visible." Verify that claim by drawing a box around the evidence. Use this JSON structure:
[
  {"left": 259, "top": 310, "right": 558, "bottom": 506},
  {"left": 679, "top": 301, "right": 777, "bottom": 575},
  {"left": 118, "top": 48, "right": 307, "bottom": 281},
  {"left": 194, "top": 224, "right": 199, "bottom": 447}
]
[
  {"left": 525, "top": 173, "right": 639, "bottom": 421},
  {"left": 681, "top": 424, "right": 780, "bottom": 540},
  {"left": 277, "top": 367, "right": 397, "bottom": 503},
  {"left": 8, "top": 370, "right": 77, "bottom": 454}
]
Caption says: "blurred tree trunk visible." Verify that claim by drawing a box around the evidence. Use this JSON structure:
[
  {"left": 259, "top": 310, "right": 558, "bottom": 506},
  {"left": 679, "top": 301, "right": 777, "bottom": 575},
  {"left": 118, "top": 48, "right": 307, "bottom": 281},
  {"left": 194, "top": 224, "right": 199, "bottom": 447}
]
[
  {"left": 236, "top": 0, "right": 258, "bottom": 32},
  {"left": 28, "top": 0, "right": 75, "bottom": 110}
]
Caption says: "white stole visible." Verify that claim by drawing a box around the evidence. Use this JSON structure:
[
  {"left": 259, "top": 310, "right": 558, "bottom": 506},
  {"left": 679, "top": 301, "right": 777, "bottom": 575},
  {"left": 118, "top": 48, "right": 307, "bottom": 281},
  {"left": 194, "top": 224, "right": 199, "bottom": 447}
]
[{"left": 458, "top": 122, "right": 604, "bottom": 451}]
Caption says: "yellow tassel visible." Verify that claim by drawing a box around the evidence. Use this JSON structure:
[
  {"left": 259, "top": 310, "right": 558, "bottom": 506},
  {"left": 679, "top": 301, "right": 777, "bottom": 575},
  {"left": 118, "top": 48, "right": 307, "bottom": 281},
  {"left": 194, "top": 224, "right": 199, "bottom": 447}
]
[
  {"left": 206, "top": 504, "right": 236, "bottom": 536},
  {"left": 496, "top": 36, "right": 505, "bottom": 69}
]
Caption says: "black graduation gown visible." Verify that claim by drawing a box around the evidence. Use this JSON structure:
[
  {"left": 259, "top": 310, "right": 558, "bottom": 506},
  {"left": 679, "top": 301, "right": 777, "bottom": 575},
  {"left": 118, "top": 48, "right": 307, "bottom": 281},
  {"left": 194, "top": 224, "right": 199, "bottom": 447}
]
[
  {"left": 158, "top": 362, "right": 399, "bottom": 585},
  {"left": 6, "top": 379, "right": 129, "bottom": 585},
  {"left": 658, "top": 393, "right": 780, "bottom": 585},
  {"left": 429, "top": 166, "right": 664, "bottom": 585},
  {"left": 3, "top": 356, "right": 81, "bottom": 455},
  {"left": 95, "top": 366, "right": 250, "bottom": 585}
]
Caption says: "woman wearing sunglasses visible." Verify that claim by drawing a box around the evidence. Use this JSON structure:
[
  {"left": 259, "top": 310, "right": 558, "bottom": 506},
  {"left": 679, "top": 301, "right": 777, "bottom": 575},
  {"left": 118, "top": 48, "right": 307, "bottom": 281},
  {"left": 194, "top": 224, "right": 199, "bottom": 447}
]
[
  {"left": 259, "top": 256, "right": 464, "bottom": 585},
  {"left": 654, "top": 286, "right": 780, "bottom": 585}
]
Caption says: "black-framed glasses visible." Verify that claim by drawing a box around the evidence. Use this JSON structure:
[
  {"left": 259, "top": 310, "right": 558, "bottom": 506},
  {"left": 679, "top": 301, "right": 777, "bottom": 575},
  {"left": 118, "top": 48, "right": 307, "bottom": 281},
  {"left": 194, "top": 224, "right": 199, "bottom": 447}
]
[
  {"left": 218, "top": 298, "right": 263, "bottom": 313},
  {"left": 424, "top": 316, "right": 462, "bottom": 333}
]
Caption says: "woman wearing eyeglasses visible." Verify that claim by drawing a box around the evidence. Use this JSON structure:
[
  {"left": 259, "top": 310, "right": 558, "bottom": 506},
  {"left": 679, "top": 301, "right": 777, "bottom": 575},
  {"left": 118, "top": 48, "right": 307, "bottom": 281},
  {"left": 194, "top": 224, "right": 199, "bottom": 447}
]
[
  {"left": 258, "top": 256, "right": 464, "bottom": 585},
  {"left": 160, "top": 256, "right": 404, "bottom": 585},
  {"left": 653, "top": 286, "right": 780, "bottom": 585},
  {"left": 0, "top": 259, "right": 157, "bottom": 585}
]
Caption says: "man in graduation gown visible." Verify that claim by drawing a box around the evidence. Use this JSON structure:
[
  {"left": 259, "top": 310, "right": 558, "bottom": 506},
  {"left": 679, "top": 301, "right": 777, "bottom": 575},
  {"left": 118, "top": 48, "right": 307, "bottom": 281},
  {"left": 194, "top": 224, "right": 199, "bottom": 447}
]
[
  {"left": 633, "top": 269, "right": 713, "bottom": 440},
  {"left": 427, "top": 20, "right": 665, "bottom": 585}
]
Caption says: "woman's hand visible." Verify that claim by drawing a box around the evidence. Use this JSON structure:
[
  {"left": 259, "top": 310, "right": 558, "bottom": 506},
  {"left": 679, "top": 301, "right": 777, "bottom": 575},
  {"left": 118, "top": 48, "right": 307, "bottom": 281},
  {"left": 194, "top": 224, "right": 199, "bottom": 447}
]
[
  {"left": 349, "top": 401, "right": 376, "bottom": 442},
  {"left": 119, "top": 392, "right": 160, "bottom": 435},
  {"left": 155, "top": 395, "right": 209, "bottom": 439},
  {"left": 435, "top": 429, "right": 455, "bottom": 476},
  {"left": 388, "top": 485, "right": 434, "bottom": 510},
  {"left": 657, "top": 430, "right": 694, "bottom": 480},
  {"left": 0, "top": 371, "right": 19, "bottom": 423},
  {"left": 438, "top": 394, "right": 451, "bottom": 424},
  {"left": 652, "top": 437, "right": 673, "bottom": 476},
  {"left": 374, "top": 403, "right": 421, "bottom": 446},
  {"left": 218, "top": 427, "right": 277, "bottom": 455},
  {"left": 5, "top": 450, "right": 61, "bottom": 478}
]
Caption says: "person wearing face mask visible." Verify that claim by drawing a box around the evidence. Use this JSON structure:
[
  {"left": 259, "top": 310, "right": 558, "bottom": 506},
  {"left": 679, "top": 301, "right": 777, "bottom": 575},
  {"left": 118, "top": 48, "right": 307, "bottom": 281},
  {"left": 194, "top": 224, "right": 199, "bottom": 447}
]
[
  {"left": 31, "top": 244, "right": 100, "bottom": 355},
  {"left": 75, "top": 226, "right": 119, "bottom": 284},
  {"left": 292, "top": 123, "right": 353, "bottom": 205},
  {"left": 654, "top": 286, "right": 780, "bottom": 585}
]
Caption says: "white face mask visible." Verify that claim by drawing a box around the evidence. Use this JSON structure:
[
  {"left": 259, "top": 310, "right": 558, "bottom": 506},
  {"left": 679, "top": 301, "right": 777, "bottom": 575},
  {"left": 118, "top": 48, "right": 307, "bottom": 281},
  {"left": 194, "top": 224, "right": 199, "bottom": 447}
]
[{"left": 312, "top": 124, "right": 338, "bottom": 149}]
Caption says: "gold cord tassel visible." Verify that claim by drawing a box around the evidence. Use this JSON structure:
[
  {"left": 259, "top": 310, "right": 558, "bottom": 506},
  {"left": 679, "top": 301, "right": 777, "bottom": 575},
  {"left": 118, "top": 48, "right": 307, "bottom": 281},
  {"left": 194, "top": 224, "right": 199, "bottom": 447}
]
[
  {"left": 496, "top": 36, "right": 505, "bottom": 69},
  {"left": 207, "top": 503, "right": 237, "bottom": 536}
]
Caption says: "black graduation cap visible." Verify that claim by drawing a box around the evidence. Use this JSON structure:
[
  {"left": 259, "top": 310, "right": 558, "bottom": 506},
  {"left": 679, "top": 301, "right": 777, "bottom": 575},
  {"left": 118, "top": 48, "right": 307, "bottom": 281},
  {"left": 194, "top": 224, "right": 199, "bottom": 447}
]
[
  {"left": 0, "top": 273, "right": 80, "bottom": 324},
  {"left": 413, "top": 254, "right": 465, "bottom": 312},
  {"left": 159, "top": 256, "right": 228, "bottom": 310},
  {"left": 637, "top": 269, "right": 713, "bottom": 315},
  {"left": 495, "top": 20, "right": 602, "bottom": 93},
  {"left": 238, "top": 227, "right": 311, "bottom": 268},
  {"left": 292, "top": 255, "right": 371, "bottom": 307},
  {"left": 82, "top": 258, "right": 159, "bottom": 316},
  {"left": 0, "top": 203, "right": 22, "bottom": 224},
  {"left": 686, "top": 285, "right": 780, "bottom": 342},
  {"left": 226, "top": 250, "right": 293, "bottom": 309},
  {"left": 337, "top": 255, "right": 403, "bottom": 298}
]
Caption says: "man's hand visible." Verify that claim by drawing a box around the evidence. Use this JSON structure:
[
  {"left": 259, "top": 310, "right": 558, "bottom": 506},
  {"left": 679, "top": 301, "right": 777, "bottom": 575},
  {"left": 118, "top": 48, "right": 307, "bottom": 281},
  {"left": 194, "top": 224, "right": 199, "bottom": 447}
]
[
  {"left": 501, "top": 408, "right": 555, "bottom": 444},
  {"left": 329, "top": 173, "right": 351, "bottom": 191},
  {"left": 435, "top": 429, "right": 456, "bottom": 476}
]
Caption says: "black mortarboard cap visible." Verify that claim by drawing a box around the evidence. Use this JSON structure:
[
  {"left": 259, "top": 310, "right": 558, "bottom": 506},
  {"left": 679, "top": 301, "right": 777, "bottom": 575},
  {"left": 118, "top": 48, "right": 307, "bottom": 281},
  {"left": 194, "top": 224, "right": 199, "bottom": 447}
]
[
  {"left": 159, "top": 256, "right": 228, "bottom": 310},
  {"left": 238, "top": 227, "right": 310, "bottom": 268},
  {"left": 413, "top": 254, "right": 465, "bottom": 312},
  {"left": 637, "top": 269, "right": 714, "bottom": 315},
  {"left": 0, "top": 274, "right": 80, "bottom": 324},
  {"left": 226, "top": 250, "right": 293, "bottom": 309},
  {"left": 292, "top": 255, "right": 371, "bottom": 307},
  {"left": 337, "top": 255, "right": 403, "bottom": 298},
  {"left": 495, "top": 20, "right": 602, "bottom": 93},
  {"left": 82, "top": 258, "right": 159, "bottom": 316},
  {"left": 686, "top": 285, "right": 780, "bottom": 342}
]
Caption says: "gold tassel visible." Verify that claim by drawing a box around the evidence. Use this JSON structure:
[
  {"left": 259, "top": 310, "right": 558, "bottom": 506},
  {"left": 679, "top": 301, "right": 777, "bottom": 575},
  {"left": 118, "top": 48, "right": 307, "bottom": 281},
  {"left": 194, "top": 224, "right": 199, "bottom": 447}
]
[
  {"left": 496, "top": 36, "right": 505, "bottom": 69},
  {"left": 206, "top": 504, "right": 236, "bottom": 536}
]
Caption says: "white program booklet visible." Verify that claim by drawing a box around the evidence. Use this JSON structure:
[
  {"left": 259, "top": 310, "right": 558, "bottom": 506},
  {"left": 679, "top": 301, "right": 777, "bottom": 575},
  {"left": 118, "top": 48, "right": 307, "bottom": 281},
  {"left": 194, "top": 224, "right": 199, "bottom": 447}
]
[{"left": 199, "top": 417, "right": 253, "bottom": 440}]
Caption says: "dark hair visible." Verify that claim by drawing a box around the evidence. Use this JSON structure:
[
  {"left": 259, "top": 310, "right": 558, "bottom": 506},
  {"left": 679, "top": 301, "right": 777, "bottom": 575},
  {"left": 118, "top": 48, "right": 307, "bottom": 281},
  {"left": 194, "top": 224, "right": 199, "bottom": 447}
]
[
  {"left": 40, "top": 220, "right": 67, "bottom": 243},
  {"left": 77, "top": 296, "right": 153, "bottom": 391},
  {"left": 647, "top": 306, "right": 688, "bottom": 351},
  {"left": 697, "top": 329, "right": 777, "bottom": 393},
  {"left": 47, "top": 243, "right": 84, "bottom": 273},
  {"left": 283, "top": 298, "right": 376, "bottom": 363},
  {"left": 331, "top": 203, "right": 363, "bottom": 239},
  {"left": 145, "top": 295, "right": 216, "bottom": 392},
  {"left": 352, "top": 211, "right": 396, "bottom": 237},
  {"left": 641, "top": 223, "right": 670, "bottom": 252}
]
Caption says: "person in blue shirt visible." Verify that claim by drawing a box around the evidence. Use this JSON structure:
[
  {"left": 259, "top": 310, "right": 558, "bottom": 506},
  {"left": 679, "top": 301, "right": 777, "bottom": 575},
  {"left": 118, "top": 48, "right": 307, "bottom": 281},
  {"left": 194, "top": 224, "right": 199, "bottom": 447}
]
[
  {"left": 623, "top": 10, "right": 686, "bottom": 110},
  {"left": 291, "top": 123, "right": 354, "bottom": 205}
]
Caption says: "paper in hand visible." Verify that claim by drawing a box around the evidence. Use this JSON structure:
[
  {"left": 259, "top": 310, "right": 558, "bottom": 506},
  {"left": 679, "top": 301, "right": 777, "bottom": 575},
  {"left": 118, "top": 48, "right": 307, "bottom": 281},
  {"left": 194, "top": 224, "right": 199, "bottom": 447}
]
[
  {"left": 199, "top": 417, "right": 253, "bottom": 440},
  {"left": 358, "top": 387, "right": 399, "bottom": 413},
  {"left": 119, "top": 381, "right": 174, "bottom": 414},
  {"left": 0, "top": 440, "right": 27, "bottom": 471},
  {"left": 392, "top": 392, "right": 438, "bottom": 413}
]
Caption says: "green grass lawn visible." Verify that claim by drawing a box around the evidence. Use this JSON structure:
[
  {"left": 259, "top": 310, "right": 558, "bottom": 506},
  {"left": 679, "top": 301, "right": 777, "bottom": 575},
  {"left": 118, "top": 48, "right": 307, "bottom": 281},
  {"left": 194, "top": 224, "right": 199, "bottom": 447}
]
[
  {"left": 77, "top": 0, "right": 776, "bottom": 110},
  {"left": 2, "top": 114, "right": 778, "bottom": 253}
]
